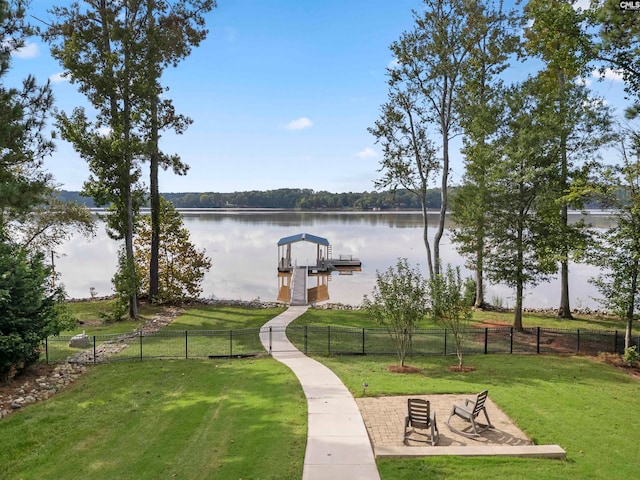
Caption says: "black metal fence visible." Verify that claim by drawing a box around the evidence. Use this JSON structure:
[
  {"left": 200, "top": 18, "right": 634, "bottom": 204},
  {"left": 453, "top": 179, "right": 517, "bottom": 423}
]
[
  {"left": 42, "top": 326, "right": 640, "bottom": 364},
  {"left": 286, "top": 325, "right": 640, "bottom": 357}
]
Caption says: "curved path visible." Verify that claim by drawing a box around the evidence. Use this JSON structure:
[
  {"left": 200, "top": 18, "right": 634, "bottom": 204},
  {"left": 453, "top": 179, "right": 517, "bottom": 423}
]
[{"left": 260, "top": 306, "right": 380, "bottom": 480}]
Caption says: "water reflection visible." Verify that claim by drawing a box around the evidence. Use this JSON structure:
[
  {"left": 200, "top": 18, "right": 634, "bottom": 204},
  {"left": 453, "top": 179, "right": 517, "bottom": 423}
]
[
  {"left": 308, "top": 273, "right": 330, "bottom": 304},
  {"left": 55, "top": 211, "right": 612, "bottom": 309},
  {"left": 276, "top": 269, "right": 360, "bottom": 305},
  {"left": 277, "top": 272, "right": 292, "bottom": 303}
]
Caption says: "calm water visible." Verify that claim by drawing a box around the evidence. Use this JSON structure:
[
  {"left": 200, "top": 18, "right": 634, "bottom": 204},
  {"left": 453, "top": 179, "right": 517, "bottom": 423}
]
[{"left": 56, "top": 210, "right": 612, "bottom": 309}]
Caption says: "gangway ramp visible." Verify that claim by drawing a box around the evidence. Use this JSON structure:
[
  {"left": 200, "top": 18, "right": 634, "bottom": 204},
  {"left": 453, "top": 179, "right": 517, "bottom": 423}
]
[{"left": 290, "top": 266, "right": 308, "bottom": 305}]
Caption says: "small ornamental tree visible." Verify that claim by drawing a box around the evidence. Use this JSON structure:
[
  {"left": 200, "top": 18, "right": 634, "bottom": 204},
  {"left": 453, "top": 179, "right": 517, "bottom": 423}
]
[
  {"left": 134, "top": 198, "right": 211, "bottom": 304},
  {"left": 429, "top": 264, "right": 473, "bottom": 368},
  {"left": 362, "top": 258, "right": 429, "bottom": 367},
  {"left": 0, "top": 239, "right": 75, "bottom": 381}
]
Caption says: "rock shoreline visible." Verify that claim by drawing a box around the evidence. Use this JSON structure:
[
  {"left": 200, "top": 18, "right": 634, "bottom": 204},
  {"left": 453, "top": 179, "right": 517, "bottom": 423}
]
[{"left": 0, "top": 363, "right": 87, "bottom": 419}]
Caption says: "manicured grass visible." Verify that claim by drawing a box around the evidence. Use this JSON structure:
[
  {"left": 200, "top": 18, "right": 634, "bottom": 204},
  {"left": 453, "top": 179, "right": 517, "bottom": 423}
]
[
  {"left": 292, "top": 307, "right": 627, "bottom": 331},
  {"left": 48, "top": 304, "right": 287, "bottom": 362},
  {"left": 45, "top": 301, "right": 164, "bottom": 362},
  {"left": 165, "top": 305, "right": 286, "bottom": 330},
  {"left": 128, "top": 305, "right": 287, "bottom": 359},
  {"left": 285, "top": 309, "right": 626, "bottom": 357},
  {"left": 64, "top": 299, "right": 161, "bottom": 335},
  {"left": 0, "top": 359, "right": 306, "bottom": 480},
  {"left": 315, "top": 354, "right": 640, "bottom": 479},
  {"left": 33, "top": 302, "right": 638, "bottom": 478},
  {"left": 469, "top": 310, "right": 623, "bottom": 331}
]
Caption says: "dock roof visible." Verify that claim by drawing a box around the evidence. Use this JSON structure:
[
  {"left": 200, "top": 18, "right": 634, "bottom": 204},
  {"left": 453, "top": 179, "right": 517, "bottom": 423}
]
[{"left": 277, "top": 233, "right": 330, "bottom": 247}]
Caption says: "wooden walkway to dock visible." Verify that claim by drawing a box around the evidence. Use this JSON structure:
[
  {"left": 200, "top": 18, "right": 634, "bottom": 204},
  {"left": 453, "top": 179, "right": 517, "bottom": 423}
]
[{"left": 290, "top": 266, "right": 308, "bottom": 305}]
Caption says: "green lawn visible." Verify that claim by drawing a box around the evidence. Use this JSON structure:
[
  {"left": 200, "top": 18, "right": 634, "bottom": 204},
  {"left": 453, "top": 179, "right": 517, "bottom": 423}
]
[
  {"left": 64, "top": 299, "right": 160, "bottom": 335},
  {"left": 316, "top": 354, "right": 640, "bottom": 480},
  {"left": 24, "top": 302, "right": 639, "bottom": 479},
  {"left": 47, "top": 304, "right": 287, "bottom": 363},
  {"left": 165, "top": 305, "right": 286, "bottom": 330},
  {"left": 285, "top": 308, "right": 628, "bottom": 357},
  {"left": 291, "top": 307, "right": 626, "bottom": 331},
  {"left": 0, "top": 359, "right": 306, "bottom": 480}
]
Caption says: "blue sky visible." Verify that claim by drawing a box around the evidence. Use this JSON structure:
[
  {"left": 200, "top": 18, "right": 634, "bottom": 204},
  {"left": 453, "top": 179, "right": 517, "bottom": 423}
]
[{"left": 7, "top": 0, "right": 631, "bottom": 193}]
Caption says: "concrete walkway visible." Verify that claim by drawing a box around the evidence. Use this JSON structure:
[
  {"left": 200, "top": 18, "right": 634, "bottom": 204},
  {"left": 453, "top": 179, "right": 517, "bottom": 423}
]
[{"left": 260, "top": 306, "right": 380, "bottom": 480}]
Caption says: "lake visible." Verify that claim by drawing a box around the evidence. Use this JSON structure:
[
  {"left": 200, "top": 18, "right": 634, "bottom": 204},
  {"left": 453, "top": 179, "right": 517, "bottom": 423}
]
[{"left": 55, "top": 210, "right": 612, "bottom": 309}]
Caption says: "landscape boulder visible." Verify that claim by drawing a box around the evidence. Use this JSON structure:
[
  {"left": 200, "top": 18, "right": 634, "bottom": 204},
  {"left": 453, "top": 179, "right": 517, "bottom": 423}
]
[{"left": 69, "top": 333, "right": 90, "bottom": 348}]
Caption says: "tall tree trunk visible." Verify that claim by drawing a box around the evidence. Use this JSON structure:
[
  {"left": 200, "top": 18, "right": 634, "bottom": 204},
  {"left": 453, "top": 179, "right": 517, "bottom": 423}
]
[
  {"left": 514, "top": 210, "right": 524, "bottom": 331},
  {"left": 147, "top": 2, "right": 160, "bottom": 303},
  {"left": 123, "top": 8, "right": 138, "bottom": 319},
  {"left": 475, "top": 237, "right": 485, "bottom": 308},
  {"left": 559, "top": 249, "right": 572, "bottom": 318},
  {"left": 125, "top": 182, "right": 138, "bottom": 319},
  {"left": 150, "top": 134, "right": 159, "bottom": 302},
  {"left": 99, "top": 0, "right": 137, "bottom": 318},
  {"left": 421, "top": 192, "right": 434, "bottom": 279},
  {"left": 514, "top": 277, "right": 524, "bottom": 332},
  {"left": 434, "top": 130, "right": 449, "bottom": 276},
  {"left": 557, "top": 69, "right": 573, "bottom": 319},
  {"left": 625, "top": 260, "right": 638, "bottom": 349},
  {"left": 146, "top": 0, "right": 160, "bottom": 303}
]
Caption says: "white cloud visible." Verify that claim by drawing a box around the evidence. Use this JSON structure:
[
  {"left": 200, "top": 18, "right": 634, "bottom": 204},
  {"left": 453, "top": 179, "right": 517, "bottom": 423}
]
[
  {"left": 593, "top": 67, "right": 624, "bottom": 82},
  {"left": 572, "top": 0, "right": 591, "bottom": 11},
  {"left": 576, "top": 77, "right": 592, "bottom": 87},
  {"left": 97, "top": 127, "right": 112, "bottom": 137},
  {"left": 388, "top": 58, "right": 399, "bottom": 69},
  {"left": 356, "top": 147, "right": 377, "bottom": 159},
  {"left": 12, "top": 41, "right": 39, "bottom": 59},
  {"left": 284, "top": 117, "right": 313, "bottom": 130},
  {"left": 49, "top": 72, "right": 68, "bottom": 83}
]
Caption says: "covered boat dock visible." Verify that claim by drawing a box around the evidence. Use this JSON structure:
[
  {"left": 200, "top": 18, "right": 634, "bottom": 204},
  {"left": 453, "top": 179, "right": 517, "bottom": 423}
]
[
  {"left": 277, "top": 233, "right": 361, "bottom": 273},
  {"left": 277, "top": 233, "right": 361, "bottom": 305}
]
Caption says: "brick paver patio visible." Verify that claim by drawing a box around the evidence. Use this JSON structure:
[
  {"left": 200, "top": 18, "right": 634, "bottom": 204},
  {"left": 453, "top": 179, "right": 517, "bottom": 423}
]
[{"left": 356, "top": 394, "right": 533, "bottom": 450}]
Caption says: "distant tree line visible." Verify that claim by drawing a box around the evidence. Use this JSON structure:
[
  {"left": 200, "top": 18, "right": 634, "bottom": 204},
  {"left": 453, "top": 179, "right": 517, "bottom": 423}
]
[
  {"left": 57, "top": 187, "right": 617, "bottom": 211},
  {"left": 57, "top": 188, "right": 443, "bottom": 210}
]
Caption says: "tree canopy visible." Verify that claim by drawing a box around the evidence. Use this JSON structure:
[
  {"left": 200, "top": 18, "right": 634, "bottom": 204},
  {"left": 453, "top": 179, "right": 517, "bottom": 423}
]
[{"left": 1, "top": 0, "right": 78, "bottom": 380}]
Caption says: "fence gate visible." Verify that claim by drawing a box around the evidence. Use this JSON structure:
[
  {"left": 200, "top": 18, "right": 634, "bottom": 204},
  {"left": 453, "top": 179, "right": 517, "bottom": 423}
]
[{"left": 260, "top": 326, "right": 300, "bottom": 354}]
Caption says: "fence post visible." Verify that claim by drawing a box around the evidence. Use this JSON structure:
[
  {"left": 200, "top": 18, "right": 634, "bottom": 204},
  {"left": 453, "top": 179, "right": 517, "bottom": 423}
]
[
  {"left": 269, "top": 327, "right": 273, "bottom": 354},
  {"left": 45, "top": 337, "right": 49, "bottom": 364},
  {"left": 362, "top": 328, "right": 365, "bottom": 355},
  {"left": 444, "top": 328, "right": 447, "bottom": 355},
  {"left": 94, "top": 336, "right": 97, "bottom": 364},
  {"left": 484, "top": 328, "right": 488, "bottom": 354},
  {"left": 510, "top": 327, "right": 513, "bottom": 354},
  {"left": 614, "top": 330, "right": 618, "bottom": 353},
  {"left": 304, "top": 325, "right": 308, "bottom": 355},
  {"left": 139, "top": 331, "right": 143, "bottom": 361},
  {"left": 537, "top": 327, "right": 540, "bottom": 354},
  {"left": 328, "top": 325, "right": 331, "bottom": 355},
  {"left": 577, "top": 329, "right": 580, "bottom": 353},
  {"left": 185, "top": 330, "right": 188, "bottom": 359},
  {"left": 229, "top": 330, "right": 233, "bottom": 358}
]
